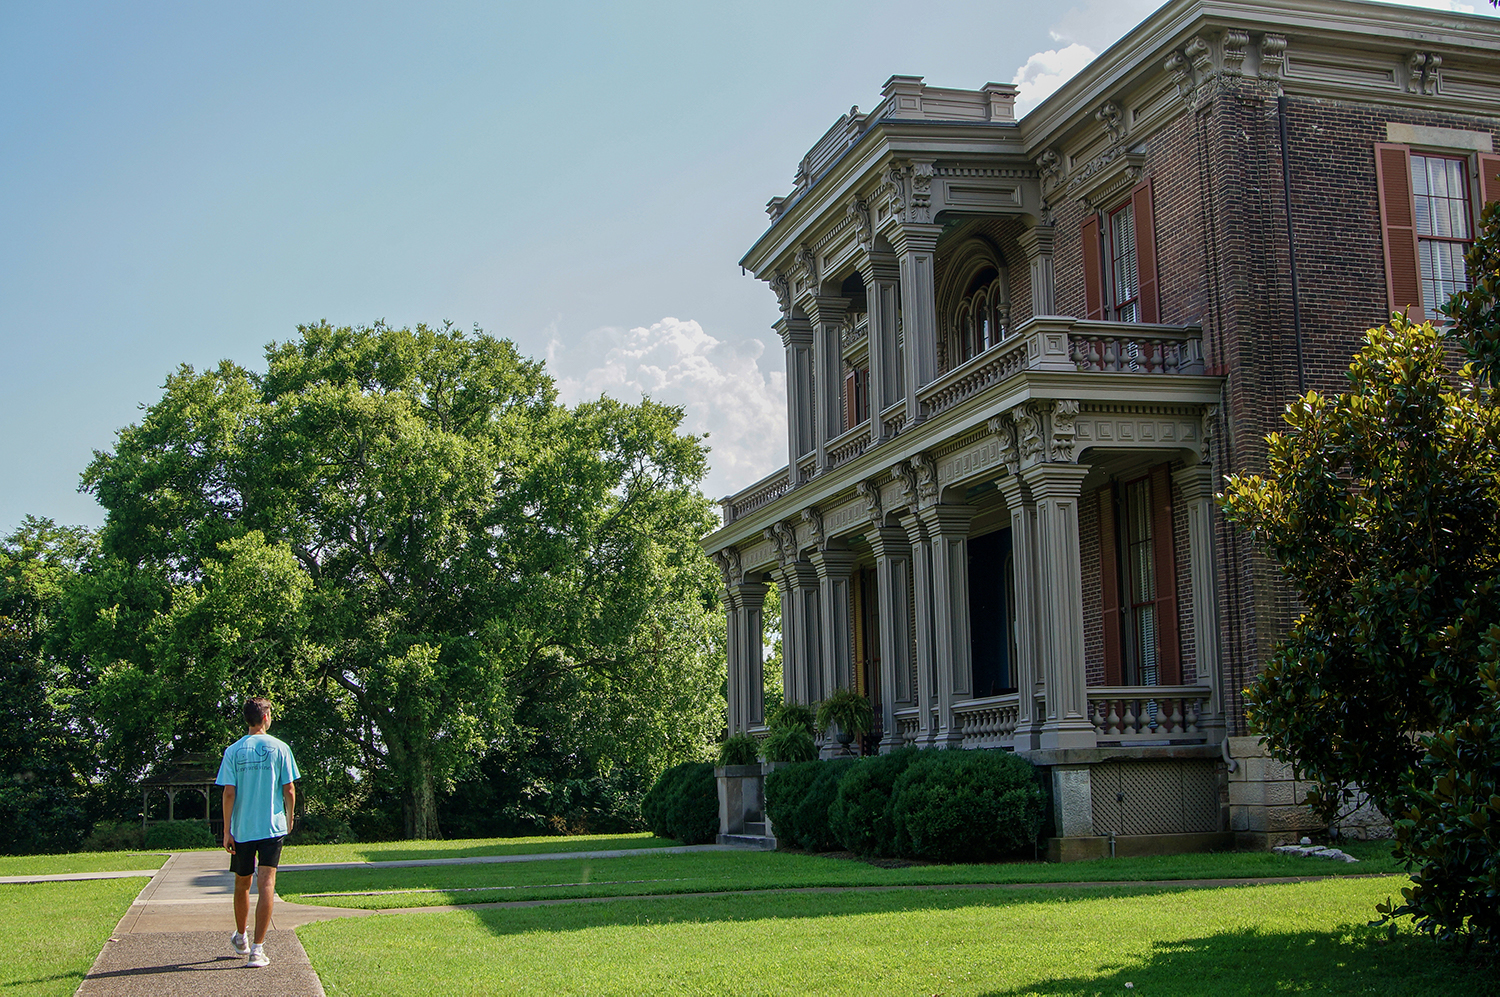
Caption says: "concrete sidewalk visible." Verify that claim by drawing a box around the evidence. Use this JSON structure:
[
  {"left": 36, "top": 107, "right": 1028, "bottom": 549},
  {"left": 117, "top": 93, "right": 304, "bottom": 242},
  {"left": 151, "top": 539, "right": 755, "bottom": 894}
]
[
  {"left": 0, "top": 869, "right": 160, "bottom": 884},
  {"left": 76, "top": 850, "right": 369, "bottom": 997}
]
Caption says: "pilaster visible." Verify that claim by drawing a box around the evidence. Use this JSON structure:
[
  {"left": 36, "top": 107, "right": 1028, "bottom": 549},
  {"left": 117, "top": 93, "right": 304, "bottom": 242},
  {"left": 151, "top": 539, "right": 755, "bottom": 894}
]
[
  {"left": 729, "top": 579, "right": 768, "bottom": 732},
  {"left": 867, "top": 525, "right": 913, "bottom": 752},
  {"left": 776, "top": 315, "right": 815, "bottom": 480},
  {"left": 919, "top": 503, "right": 976, "bottom": 746},
  {"left": 774, "top": 560, "right": 822, "bottom": 705},
  {"left": 900, "top": 511, "right": 936, "bottom": 742},
  {"left": 858, "top": 250, "right": 902, "bottom": 446},
  {"left": 1174, "top": 462, "right": 1223, "bottom": 725},
  {"left": 1022, "top": 462, "right": 1096, "bottom": 750}
]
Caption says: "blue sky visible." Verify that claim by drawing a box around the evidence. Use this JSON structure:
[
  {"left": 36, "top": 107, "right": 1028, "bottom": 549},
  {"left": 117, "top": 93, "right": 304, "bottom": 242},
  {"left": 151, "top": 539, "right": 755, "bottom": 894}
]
[{"left": 1, "top": 0, "right": 1489, "bottom": 533}]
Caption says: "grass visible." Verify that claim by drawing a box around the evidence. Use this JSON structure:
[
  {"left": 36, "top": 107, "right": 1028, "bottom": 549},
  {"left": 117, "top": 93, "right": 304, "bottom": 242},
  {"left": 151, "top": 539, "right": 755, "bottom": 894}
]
[
  {"left": 278, "top": 831, "right": 674, "bottom": 866},
  {"left": 298, "top": 876, "right": 1499, "bottom": 996},
  {"left": 279, "top": 839, "right": 1401, "bottom": 910},
  {"left": 0, "top": 852, "right": 168, "bottom": 877},
  {"left": 0, "top": 878, "right": 148, "bottom": 997}
]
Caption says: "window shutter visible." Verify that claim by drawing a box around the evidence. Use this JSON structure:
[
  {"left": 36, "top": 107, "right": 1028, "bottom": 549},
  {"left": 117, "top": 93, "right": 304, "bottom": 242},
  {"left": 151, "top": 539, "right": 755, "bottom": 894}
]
[
  {"left": 1099, "top": 485, "right": 1123, "bottom": 686},
  {"left": 843, "top": 370, "right": 857, "bottom": 432},
  {"left": 1081, "top": 214, "right": 1106, "bottom": 321},
  {"left": 1480, "top": 153, "right": 1500, "bottom": 209},
  {"left": 1131, "top": 178, "right": 1160, "bottom": 323},
  {"left": 1150, "top": 464, "right": 1181, "bottom": 686},
  {"left": 1374, "top": 143, "right": 1424, "bottom": 321}
]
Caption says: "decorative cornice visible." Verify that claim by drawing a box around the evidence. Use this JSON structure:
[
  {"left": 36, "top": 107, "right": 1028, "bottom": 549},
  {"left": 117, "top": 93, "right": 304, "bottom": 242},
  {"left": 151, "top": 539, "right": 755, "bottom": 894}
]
[
  {"left": 847, "top": 197, "right": 872, "bottom": 251},
  {"left": 1050, "top": 399, "right": 1081, "bottom": 463},
  {"left": 911, "top": 452, "right": 938, "bottom": 508},
  {"left": 1407, "top": 51, "right": 1443, "bottom": 95},
  {"left": 989, "top": 414, "right": 1019, "bottom": 476},
  {"left": 801, "top": 506, "right": 825, "bottom": 549},
  {"left": 891, "top": 460, "right": 918, "bottom": 510},
  {"left": 1094, "top": 101, "right": 1124, "bottom": 146},
  {"left": 1067, "top": 149, "right": 1146, "bottom": 209},
  {"left": 1014, "top": 403, "right": 1045, "bottom": 467},
  {"left": 714, "top": 548, "right": 743, "bottom": 587},
  {"left": 1201, "top": 404, "right": 1219, "bottom": 465},
  {"left": 855, "top": 477, "right": 883, "bottom": 524}
]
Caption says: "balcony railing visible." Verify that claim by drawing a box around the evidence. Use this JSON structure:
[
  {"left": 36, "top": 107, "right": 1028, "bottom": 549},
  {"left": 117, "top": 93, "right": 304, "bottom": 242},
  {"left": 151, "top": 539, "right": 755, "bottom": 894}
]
[
  {"left": 953, "top": 694, "right": 1021, "bottom": 749},
  {"left": 827, "top": 422, "right": 871, "bottom": 469},
  {"left": 721, "top": 469, "right": 794, "bottom": 525},
  {"left": 1087, "top": 685, "right": 1215, "bottom": 744}
]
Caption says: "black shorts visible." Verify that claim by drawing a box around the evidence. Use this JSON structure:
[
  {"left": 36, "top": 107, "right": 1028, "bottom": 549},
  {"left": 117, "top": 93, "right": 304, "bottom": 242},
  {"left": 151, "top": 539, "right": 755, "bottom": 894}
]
[{"left": 230, "top": 836, "right": 285, "bottom": 877}]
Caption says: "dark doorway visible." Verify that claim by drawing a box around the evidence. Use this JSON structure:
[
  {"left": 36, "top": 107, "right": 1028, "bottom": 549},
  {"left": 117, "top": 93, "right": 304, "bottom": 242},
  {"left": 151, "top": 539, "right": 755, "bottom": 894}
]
[{"left": 968, "top": 528, "right": 1014, "bottom": 698}]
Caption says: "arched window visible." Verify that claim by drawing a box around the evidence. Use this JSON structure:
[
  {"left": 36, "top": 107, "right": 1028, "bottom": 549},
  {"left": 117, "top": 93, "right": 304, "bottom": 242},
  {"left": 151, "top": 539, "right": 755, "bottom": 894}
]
[{"left": 938, "top": 238, "right": 1011, "bottom": 371}]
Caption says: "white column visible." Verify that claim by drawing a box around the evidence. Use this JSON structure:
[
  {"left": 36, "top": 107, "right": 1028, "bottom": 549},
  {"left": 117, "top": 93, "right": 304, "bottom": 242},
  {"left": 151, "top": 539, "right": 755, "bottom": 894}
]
[
  {"left": 868, "top": 525, "right": 912, "bottom": 752},
  {"left": 730, "top": 579, "right": 768, "bottom": 730},
  {"left": 1174, "top": 462, "right": 1223, "bottom": 728},
  {"left": 776, "top": 316, "right": 815, "bottom": 480},
  {"left": 859, "top": 250, "right": 902, "bottom": 445},
  {"left": 1017, "top": 224, "right": 1057, "bottom": 318},
  {"left": 920, "top": 504, "right": 976, "bottom": 747},
  {"left": 1023, "top": 463, "right": 1096, "bottom": 750},
  {"left": 997, "top": 474, "right": 1041, "bottom": 751},
  {"left": 901, "top": 512, "right": 937, "bottom": 743},
  {"left": 809, "top": 544, "right": 857, "bottom": 700},
  {"left": 805, "top": 295, "right": 849, "bottom": 475},
  {"left": 893, "top": 224, "right": 942, "bottom": 426}
]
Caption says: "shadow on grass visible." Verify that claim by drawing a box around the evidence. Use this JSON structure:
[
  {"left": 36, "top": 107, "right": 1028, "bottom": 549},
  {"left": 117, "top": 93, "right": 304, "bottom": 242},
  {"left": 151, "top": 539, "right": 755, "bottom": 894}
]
[
  {"left": 976, "top": 926, "right": 1500, "bottom": 997},
  {"left": 294, "top": 835, "right": 675, "bottom": 865}
]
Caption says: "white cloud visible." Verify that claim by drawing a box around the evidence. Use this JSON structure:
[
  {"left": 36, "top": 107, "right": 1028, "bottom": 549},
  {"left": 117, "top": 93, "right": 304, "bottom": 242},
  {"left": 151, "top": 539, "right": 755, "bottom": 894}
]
[
  {"left": 547, "top": 317, "right": 787, "bottom": 502},
  {"left": 1011, "top": 43, "right": 1097, "bottom": 116}
]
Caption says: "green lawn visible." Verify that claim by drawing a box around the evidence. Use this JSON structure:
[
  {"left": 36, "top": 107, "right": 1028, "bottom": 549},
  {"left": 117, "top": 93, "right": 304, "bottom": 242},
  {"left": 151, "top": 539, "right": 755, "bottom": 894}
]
[
  {"left": 299, "top": 876, "right": 1496, "bottom": 996},
  {"left": 280, "top": 840, "right": 1401, "bottom": 910},
  {"left": 279, "top": 831, "right": 674, "bottom": 866},
  {"left": 0, "top": 852, "right": 168, "bottom": 877},
  {"left": 0, "top": 878, "right": 148, "bottom": 997}
]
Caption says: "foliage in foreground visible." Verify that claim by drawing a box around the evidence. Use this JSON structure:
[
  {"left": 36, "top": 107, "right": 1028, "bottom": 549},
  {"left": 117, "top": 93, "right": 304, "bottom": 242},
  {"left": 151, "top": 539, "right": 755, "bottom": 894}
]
[
  {"left": 640, "top": 761, "right": 718, "bottom": 845},
  {"left": 1220, "top": 199, "right": 1500, "bottom": 946}
]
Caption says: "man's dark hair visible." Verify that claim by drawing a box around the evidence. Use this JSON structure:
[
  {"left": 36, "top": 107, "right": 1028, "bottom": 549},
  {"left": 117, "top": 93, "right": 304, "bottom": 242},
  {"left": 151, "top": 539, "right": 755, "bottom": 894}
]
[{"left": 243, "top": 697, "right": 273, "bottom": 728}]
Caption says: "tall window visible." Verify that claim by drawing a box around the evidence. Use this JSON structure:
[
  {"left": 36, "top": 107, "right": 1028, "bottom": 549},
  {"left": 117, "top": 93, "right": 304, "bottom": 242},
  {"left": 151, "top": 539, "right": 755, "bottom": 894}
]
[
  {"left": 952, "top": 266, "right": 1007, "bottom": 366},
  {"left": 1411, "top": 153, "right": 1472, "bottom": 315},
  {"left": 1098, "top": 464, "right": 1179, "bottom": 688},
  {"left": 1121, "top": 477, "right": 1157, "bottom": 686},
  {"left": 1109, "top": 203, "right": 1140, "bottom": 322}
]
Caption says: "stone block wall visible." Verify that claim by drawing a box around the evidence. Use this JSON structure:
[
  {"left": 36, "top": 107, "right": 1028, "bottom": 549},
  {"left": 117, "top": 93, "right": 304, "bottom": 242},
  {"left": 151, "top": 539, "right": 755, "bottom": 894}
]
[{"left": 1226, "top": 735, "right": 1325, "bottom": 848}]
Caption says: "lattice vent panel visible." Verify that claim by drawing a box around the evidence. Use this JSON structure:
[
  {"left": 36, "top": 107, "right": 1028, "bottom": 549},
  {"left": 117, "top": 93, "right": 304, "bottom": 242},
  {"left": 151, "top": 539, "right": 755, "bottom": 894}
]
[{"left": 1091, "top": 760, "right": 1219, "bottom": 836}]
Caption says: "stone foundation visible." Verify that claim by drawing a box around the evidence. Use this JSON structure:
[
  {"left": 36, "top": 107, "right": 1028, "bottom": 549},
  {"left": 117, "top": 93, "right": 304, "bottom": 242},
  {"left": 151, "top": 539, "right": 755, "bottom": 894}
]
[{"left": 1226, "top": 736, "right": 1326, "bottom": 849}]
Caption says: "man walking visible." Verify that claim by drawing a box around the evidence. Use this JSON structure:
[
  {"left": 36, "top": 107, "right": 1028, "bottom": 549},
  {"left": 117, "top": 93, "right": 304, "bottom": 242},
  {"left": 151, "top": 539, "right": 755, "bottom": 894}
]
[{"left": 216, "top": 696, "right": 300, "bottom": 968}]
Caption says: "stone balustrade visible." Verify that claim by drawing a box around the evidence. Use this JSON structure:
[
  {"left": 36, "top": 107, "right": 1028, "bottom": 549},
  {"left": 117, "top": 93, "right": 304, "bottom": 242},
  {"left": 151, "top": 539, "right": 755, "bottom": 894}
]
[
  {"left": 827, "top": 423, "right": 871, "bottom": 468},
  {"left": 953, "top": 694, "right": 1021, "bottom": 749},
  {"left": 722, "top": 471, "right": 792, "bottom": 525},
  {"left": 1069, "top": 326, "right": 1204, "bottom": 375},
  {"left": 1087, "top": 685, "right": 1214, "bottom": 743},
  {"left": 919, "top": 334, "right": 1031, "bottom": 417}
]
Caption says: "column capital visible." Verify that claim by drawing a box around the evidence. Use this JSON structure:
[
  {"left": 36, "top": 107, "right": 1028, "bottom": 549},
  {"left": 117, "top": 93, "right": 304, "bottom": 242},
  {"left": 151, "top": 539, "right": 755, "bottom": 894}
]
[
  {"left": 866, "top": 525, "right": 911, "bottom": 560},
  {"left": 803, "top": 294, "right": 850, "bottom": 328},
  {"left": 774, "top": 314, "right": 813, "bottom": 347},
  {"left": 1172, "top": 461, "right": 1218, "bottom": 502},
  {"left": 857, "top": 247, "right": 901, "bottom": 284},
  {"left": 1020, "top": 462, "right": 1091, "bottom": 500},
  {"left": 995, "top": 471, "right": 1030, "bottom": 508},
  {"left": 1016, "top": 223, "right": 1056, "bottom": 257},
  {"left": 808, "top": 543, "right": 858, "bottom": 576},
  {"left": 919, "top": 502, "right": 977, "bottom": 534},
  {"left": 890, "top": 222, "right": 943, "bottom": 256}
]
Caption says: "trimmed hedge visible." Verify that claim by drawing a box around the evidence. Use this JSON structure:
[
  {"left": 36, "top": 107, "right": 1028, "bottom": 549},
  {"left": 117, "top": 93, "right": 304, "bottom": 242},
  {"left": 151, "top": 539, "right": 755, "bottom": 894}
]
[
  {"left": 791, "top": 757, "right": 858, "bottom": 851},
  {"left": 763, "top": 760, "right": 821, "bottom": 850},
  {"left": 890, "top": 749, "right": 1045, "bottom": 862},
  {"left": 828, "top": 746, "right": 922, "bottom": 857},
  {"left": 641, "top": 761, "right": 719, "bottom": 845},
  {"left": 144, "top": 820, "right": 216, "bottom": 850}
]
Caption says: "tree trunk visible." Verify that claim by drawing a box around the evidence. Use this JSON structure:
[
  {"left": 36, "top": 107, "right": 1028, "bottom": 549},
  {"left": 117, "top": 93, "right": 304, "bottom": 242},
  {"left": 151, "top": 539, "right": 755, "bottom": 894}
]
[{"left": 405, "top": 752, "right": 441, "bottom": 840}]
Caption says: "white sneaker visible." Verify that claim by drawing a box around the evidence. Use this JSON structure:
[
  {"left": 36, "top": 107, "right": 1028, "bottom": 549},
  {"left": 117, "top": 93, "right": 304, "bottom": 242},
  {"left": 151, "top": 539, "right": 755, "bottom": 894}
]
[
  {"left": 230, "top": 931, "right": 250, "bottom": 956},
  {"left": 247, "top": 944, "right": 269, "bottom": 968}
]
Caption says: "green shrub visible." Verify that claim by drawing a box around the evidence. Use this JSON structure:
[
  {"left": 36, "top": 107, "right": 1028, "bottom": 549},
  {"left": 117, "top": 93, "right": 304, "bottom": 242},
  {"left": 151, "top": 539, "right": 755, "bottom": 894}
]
[
  {"left": 764, "top": 760, "right": 821, "bottom": 848},
  {"left": 828, "top": 747, "right": 922, "bottom": 857},
  {"left": 80, "top": 820, "right": 146, "bottom": 852},
  {"left": 761, "top": 725, "right": 818, "bottom": 763},
  {"left": 890, "top": 749, "right": 1045, "bottom": 862},
  {"left": 766, "top": 701, "right": 816, "bottom": 736},
  {"left": 791, "top": 757, "right": 858, "bottom": 852},
  {"left": 641, "top": 762, "right": 699, "bottom": 838},
  {"left": 716, "top": 733, "right": 760, "bottom": 767},
  {"left": 661, "top": 762, "right": 719, "bottom": 845},
  {"left": 0, "top": 784, "right": 90, "bottom": 855},
  {"left": 144, "top": 820, "right": 216, "bottom": 850}
]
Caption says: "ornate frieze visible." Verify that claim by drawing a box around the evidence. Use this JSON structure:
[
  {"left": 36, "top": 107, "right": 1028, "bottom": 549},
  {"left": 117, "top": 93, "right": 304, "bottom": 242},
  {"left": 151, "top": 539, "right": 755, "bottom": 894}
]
[
  {"left": 1222, "top": 29, "right": 1250, "bottom": 77},
  {"left": 891, "top": 460, "right": 918, "bottom": 510},
  {"left": 1200, "top": 404, "right": 1219, "bottom": 465},
  {"left": 1014, "top": 403, "right": 1045, "bottom": 466},
  {"left": 792, "top": 244, "right": 819, "bottom": 297},
  {"left": 1036, "top": 149, "right": 1061, "bottom": 197},
  {"left": 1407, "top": 51, "right": 1443, "bottom": 95},
  {"left": 856, "top": 477, "right": 884, "bottom": 524},
  {"left": 1094, "top": 101, "right": 1124, "bottom": 146},
  {"left": 769, "top": 272, "right": 791, "bottom": 317},
  {"left": 801, "top": 506, "right": 825, "bottom": 549},
  {"left": 989, "top": 414, "right": 1019, "bottom": 475},
  {"left": 1259, "top": 33, "right": 1286, "bottom": 79},
  {"left": 714, "top": 548, "right": 744, "bottom": 587},
  {"left": 847, "top": 197, "right": 872, "bottom": 251},
  {"left": 911, "top": 453, "right": 938, "bottom": 507},
  {"left": 1050, "top": 399, "right": 1081, "bottom": 463}
]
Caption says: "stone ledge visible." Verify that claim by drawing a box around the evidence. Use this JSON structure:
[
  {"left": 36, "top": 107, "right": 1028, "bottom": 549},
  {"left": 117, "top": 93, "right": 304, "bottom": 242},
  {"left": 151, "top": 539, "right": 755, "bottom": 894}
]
[{"left": 1046, "top": 831, "right": 1235, "bottom": 863}]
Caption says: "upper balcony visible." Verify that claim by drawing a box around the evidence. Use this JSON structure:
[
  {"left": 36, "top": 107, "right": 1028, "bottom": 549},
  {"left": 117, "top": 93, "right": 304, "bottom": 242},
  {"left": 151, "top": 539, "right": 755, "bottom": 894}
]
[{"left": 718, "top": 316, "right": 1208, "bottom": 528}]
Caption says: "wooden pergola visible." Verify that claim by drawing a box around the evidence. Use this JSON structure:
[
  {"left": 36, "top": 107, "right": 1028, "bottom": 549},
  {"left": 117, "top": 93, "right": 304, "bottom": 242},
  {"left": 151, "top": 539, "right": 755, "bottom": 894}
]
[{"left": 139, "top": 752, "right": 219, "bottom": 835}]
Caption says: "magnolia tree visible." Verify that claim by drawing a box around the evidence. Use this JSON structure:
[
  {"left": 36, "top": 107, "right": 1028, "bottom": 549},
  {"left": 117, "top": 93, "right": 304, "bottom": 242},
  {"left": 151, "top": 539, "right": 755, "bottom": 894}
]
[{"left": 1220, "top": 197, "right": 1500, "bottom": 946}]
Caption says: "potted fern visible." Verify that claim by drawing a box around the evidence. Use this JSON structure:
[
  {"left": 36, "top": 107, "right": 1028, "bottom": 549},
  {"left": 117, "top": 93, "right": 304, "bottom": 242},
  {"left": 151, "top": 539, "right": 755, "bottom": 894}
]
[{"left": 816, "top": 689, "right": 874, "bottom": 755}]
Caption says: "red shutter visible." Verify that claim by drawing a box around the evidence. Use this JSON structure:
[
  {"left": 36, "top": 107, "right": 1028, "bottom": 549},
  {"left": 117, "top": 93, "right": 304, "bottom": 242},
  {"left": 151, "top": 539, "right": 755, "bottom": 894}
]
[
  {"left": 1081, "top": 213, "right": 1106, "bottom": 321},
  {"left": 1131, "top": 178, "right": 1160, "bottom": 324},
  {"left": 1150, "top": 464, "right": 1181, "bottom": 686},
  {"left": 1480, "top": 153, "right": 1500, "bottom": 209},
  {"left": 1375, "top": 143, "right": 1424, "bottom": 321},
  {"left": 843, "top": 370, "right": 857, "bottom": 432},
  {"left": 1099, "top": 485, "right": 1123, "bottom": 686}
]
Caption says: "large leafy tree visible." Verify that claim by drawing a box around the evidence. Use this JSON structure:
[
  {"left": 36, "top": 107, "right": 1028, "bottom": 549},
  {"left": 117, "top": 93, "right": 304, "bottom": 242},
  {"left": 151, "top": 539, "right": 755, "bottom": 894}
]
[
  {"left": 0, "top": 518, "right": 97, "bottom": 853},
  {"left": 1220, "top": 195, "right": 1500, "bottom": 944},
  {"left": 81, "top": 322, "right": 721, "bottom": 838}
]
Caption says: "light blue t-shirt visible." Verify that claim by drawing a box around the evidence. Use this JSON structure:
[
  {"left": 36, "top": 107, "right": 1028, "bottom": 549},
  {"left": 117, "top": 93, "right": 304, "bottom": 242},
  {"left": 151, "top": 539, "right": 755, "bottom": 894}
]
[{"left": 216, "top": 733, "right": 301, "bottom": 842}]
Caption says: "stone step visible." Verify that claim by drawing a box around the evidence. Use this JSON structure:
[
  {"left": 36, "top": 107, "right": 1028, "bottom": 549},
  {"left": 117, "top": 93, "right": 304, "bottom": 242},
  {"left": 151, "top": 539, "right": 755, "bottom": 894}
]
[
  {"left": 718, "top": 833, "right": 777, "bottom": 850},
  {"left": 742, "top": 821, "right": 767, "bottom": 835}
]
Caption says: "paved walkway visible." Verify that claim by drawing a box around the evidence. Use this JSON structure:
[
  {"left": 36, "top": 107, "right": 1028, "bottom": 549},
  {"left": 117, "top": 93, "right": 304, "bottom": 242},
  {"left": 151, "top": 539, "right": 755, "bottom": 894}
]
[
  {"left": 0, "top": 869, "right": 160, "bottom": 884},
  {"left": 74, "top": 850, "right": 367, "bottom": 997}
]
